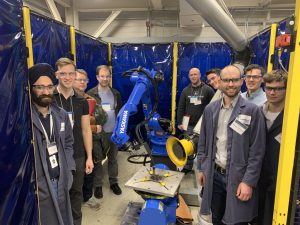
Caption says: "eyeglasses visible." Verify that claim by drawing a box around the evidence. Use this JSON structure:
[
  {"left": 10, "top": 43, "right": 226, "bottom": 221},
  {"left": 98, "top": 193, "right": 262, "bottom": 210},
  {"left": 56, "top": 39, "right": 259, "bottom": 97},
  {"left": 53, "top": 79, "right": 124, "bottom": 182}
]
[
  {"left": 56, "top": 71, "right": 76, "bottom": 77},
  {"left": 220, "top": 78, "right": 241, "bottom": 83},
  {"left": 32, "top": 85, "right": 55, "bottom": 91},
  {"left": 75, "top": 78, "right": 89, "bottom": 83},
  {"left": 244, "top": 75, "right": 262, "bottom": 80},
  {"left": 265, "top": 86, "right": 286, "bottom": 92}
]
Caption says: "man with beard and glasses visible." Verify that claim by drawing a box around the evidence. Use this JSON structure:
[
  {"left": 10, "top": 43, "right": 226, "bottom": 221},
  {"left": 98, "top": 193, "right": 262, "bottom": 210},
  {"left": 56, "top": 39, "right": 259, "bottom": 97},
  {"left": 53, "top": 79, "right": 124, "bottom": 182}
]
[
  {"left": 197, "top": 65, "right": 266, "bottom": 225},
  {"left": 28, "top": 63, "right": 75, "bottom": 225}
]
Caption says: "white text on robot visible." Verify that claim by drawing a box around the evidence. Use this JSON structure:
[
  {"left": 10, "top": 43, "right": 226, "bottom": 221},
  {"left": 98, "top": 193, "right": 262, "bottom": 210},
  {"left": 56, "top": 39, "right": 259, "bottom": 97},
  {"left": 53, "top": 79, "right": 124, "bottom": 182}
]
[{"left": 120, "top": 110, "right": 128, "bottom": 134}]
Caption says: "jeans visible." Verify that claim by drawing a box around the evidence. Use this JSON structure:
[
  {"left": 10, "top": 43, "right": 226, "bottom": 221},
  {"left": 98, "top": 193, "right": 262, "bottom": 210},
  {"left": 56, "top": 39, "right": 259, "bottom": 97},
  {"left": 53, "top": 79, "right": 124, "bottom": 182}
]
[
  {"left": 211, "top": 170, "right": 248, "bottom": 225},
  {"left": 50, "top": 178, "right": 58, "bottom": 199}
]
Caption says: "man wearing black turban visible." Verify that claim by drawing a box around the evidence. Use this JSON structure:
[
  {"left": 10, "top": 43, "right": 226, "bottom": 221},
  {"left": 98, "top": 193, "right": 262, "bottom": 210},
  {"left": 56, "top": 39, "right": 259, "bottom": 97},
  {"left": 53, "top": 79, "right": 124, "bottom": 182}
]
[{"left": 29, "top": 63, "right": 75, "bottom": 225}]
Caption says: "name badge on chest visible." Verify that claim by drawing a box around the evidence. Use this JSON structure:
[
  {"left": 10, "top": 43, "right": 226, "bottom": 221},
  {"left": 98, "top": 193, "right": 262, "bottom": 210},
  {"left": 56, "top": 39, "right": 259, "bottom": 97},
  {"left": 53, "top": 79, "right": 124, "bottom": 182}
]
[
  {"left": 230, "top": 119, "right": 248, "bottom": 135},
  {"left": 49, "top": 155, "right": 58, "bottom": 168},
  {"left": 47, "top": 142, "right": 58, "bottom": 155},
  {"left": 102, "top": 103, "right": 111, "bottom": 111}
]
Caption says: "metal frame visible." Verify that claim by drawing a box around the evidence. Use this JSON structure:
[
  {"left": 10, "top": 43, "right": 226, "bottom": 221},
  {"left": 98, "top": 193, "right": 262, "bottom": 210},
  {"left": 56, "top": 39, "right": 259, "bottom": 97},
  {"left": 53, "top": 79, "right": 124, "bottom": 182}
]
[
  {"left": 267, "top": 23, "right": 278, "bottom": 73},
  {"left": 69, "top": 26, "right": 76, "bottom": 65},
  {"left": 23, "top": 6, "right": 34, "bottom": 67},
  {"left": 171, "top": 42, "right": 178, "bottom": 134},
  {"left": 273, "top": 0, "right": 300, "bottom": 223}
]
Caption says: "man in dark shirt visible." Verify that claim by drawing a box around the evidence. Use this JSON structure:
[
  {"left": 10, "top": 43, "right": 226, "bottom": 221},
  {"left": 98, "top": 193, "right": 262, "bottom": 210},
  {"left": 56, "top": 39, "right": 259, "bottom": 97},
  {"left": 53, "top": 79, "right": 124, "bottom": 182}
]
[
  {"left": 53, "top": 57, "right": 93, "bottom": 225},
  {"left": 177, "top": 67, "right": 214, "bottom": 172}
]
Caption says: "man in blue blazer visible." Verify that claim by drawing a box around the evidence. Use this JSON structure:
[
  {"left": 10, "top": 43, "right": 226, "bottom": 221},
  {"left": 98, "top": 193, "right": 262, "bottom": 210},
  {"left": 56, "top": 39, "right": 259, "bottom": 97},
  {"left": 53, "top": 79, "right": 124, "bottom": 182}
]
[{"left": 197, "top": 65, "right": 266, "bottom": 225}]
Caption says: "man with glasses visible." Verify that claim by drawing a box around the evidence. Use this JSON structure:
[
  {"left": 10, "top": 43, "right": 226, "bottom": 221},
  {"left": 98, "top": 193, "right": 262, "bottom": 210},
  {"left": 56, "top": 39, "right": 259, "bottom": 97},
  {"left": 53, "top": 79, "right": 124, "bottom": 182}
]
[
  {"left": 257, "top": 70, "right": 288, "bottom": 225},
  {"left": 197, "top": 65, "right": 266, "bottom": 225},
  {"left": 241, "top": 64, "right": 267, "bottom": 106},
  {"left": 177, "top": 67, "right": 214, "bottom": 173},
  {"left": 28, "top": 63, "right": 75, "bottom": 225},
  {"left": 87, "top": 65, "right": 122, "bottom": 198},
  {"left": 53, "top": 58, "right": 93, "bottom": 225}
]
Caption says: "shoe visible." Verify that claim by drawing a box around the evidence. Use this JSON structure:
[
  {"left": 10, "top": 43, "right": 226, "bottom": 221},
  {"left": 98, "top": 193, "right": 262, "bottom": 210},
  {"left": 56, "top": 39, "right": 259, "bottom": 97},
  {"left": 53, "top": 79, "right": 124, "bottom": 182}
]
[
  {"left": 82, "top": 196, "right": 101, "bottom": 211},
  {"left": 110, "top": 183, "right": 122, "bottom": 195},
  {"left": 181, "top": 168, "right": 192, "bottom": 174},
  {"left": 94, "top": 186, "right": 103, "bottom": 199}
]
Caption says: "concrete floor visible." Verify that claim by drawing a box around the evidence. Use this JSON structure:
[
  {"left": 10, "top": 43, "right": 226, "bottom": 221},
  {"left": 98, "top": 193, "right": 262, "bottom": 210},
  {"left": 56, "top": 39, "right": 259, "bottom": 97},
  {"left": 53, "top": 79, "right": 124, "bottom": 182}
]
[{"left": 82, "top": 151, "right": 200, "bottom": 225}]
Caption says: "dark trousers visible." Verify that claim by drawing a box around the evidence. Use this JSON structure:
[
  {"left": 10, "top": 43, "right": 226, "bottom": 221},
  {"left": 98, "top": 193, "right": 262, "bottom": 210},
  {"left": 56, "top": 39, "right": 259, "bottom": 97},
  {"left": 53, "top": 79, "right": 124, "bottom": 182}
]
[
  {"left": 94, "top": 133, "right": 118, "bottom": 187},
  {"left": 70, "top": 157, "right": 85, "bottom": 225},
  {"left": 211, "top": 170, "right": 248, "bottom": 225}
]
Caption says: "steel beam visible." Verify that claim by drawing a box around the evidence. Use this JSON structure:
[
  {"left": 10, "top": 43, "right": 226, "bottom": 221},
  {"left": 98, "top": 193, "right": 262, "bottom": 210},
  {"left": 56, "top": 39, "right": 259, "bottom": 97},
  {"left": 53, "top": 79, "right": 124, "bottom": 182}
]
[
  {"left": 44, "top": 0, "right": 62, "bottom": 22},
  {"left": 93, "top": 10, "right": 121, "bottom": 38}
]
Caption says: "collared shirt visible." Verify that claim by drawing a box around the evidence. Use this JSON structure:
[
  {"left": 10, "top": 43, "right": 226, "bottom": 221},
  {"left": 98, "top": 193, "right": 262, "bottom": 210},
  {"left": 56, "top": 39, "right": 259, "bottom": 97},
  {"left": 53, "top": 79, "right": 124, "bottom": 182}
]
[
  {"left": 215, "top": 95, "right": 239, "bottom": 169},
  {"left": 241, "top": 87, "right": 267, "bottom": 106}
]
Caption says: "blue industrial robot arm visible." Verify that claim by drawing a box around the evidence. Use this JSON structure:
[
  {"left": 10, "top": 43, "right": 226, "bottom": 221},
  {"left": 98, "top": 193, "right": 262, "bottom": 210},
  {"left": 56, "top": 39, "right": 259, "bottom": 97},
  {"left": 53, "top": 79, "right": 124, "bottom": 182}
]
[{"left": 111, "top": 67, "right": 164, "bottom": 148}]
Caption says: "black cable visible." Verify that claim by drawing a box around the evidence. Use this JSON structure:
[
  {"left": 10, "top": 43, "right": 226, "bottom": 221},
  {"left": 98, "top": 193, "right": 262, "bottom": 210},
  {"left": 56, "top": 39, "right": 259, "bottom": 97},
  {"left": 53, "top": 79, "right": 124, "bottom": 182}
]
[{"left": 127, "top": 154, "right": 151, "bottom": 164}]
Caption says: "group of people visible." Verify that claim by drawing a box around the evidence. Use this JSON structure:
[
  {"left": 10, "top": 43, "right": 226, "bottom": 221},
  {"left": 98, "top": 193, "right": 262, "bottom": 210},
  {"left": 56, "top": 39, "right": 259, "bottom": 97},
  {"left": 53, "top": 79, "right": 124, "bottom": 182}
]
[
  {"left": 29, "top": 59, "right": 287, "bottom": 225},
  {"left": 177, "top": 64, "right": 287, "bottom": 225},
  {"left": 29, "top": 59, "right": 122, "bottom": 225}
]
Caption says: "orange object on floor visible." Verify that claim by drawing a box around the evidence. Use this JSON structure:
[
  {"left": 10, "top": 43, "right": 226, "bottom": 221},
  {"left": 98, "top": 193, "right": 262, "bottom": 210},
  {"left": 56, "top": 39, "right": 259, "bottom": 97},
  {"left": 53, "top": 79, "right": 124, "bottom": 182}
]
[{"left": 176, "top": 195, "right": 193, "bottom": 224}]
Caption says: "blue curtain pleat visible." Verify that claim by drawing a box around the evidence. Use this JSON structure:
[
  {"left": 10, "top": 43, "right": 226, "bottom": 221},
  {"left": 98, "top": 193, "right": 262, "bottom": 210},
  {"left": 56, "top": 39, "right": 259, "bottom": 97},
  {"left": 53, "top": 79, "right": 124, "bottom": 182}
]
[{"left": 0, "top": 1, "right": 37, "bottom": 224}]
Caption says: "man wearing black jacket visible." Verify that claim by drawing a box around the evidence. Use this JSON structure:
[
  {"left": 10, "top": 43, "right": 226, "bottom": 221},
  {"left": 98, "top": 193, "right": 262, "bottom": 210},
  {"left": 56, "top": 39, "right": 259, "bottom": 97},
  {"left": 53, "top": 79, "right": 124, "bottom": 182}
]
[
  {"left": 177, "top": 67, "right": 214, "bottom": 172},
  {"left": 258, "top": 70, "right": 288, "bottom": 225},
  {"left": 87, "top": 65, "right": 122, "bottom": 198}
]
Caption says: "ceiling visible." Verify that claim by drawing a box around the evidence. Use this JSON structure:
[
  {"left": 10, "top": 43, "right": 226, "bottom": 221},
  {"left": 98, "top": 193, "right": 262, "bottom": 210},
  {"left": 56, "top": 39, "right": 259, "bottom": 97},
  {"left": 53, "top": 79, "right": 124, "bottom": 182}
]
[{"left": 23, "top": 0, "right": 295, "bottom": 38}]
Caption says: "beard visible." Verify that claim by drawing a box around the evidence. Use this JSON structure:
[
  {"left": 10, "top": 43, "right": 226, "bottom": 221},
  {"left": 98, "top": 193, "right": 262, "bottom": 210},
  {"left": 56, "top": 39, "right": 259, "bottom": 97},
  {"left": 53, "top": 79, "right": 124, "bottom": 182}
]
[{"left": 32, "top": 93, "right": 53, "bottom": 107}]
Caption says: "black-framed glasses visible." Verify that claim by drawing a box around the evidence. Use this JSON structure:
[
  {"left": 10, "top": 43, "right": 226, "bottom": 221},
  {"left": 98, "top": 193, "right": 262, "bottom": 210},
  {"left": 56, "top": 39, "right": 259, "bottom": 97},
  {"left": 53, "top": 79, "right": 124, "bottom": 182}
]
[
  {"left": 265, "top": 86, "right": 286, "bottom": 92},
  {"left": 220, "top": 78, "right": 241, "bottom": 83},
  {"left": 32, "top": 85, "right": 55, "bottom": 91},
  {"left": 244, "top": 75, "right": 262, "bottom": 80},
  {"left": 75, "top": 78, "right": 89, "bottom": 83}
]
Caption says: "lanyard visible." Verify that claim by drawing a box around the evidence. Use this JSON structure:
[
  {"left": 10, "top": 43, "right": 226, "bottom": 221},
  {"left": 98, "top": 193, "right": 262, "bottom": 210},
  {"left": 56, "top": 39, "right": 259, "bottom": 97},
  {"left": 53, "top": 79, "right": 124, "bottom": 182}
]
[
  {"left": 58, "top": 93, "right": 74, "bottom": 122},
  {"left": 39, "top": 114, "right": 54, "bottom": 145}
]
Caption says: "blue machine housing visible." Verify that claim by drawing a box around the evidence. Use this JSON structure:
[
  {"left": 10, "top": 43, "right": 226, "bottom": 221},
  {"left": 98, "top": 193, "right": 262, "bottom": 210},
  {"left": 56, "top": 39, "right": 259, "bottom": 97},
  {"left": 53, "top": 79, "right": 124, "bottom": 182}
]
[{"left": 111, "top": 67, "right": 178, "bottom": 225}]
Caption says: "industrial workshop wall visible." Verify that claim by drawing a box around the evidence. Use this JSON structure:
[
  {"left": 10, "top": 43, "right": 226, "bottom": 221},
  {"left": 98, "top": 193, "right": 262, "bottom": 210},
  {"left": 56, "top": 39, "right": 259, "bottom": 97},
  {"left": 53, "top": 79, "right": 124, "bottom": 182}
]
[
  {"left": 0, "top": 1, "right": 37, "bottom": 225},
  {"left": 75, "top": 32, "right": 108, "bottom": 89}
]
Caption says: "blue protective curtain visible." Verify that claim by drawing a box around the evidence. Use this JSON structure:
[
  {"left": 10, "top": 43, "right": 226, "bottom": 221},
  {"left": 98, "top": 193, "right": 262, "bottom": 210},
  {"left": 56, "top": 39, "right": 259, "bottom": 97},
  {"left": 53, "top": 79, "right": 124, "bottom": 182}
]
[
  {"left": 75, "top": 32, "right": 108, "bottom": 89},
  {"left": 250, "top": 29, "right": 271, "bottom": 68},
  {"left": 0, "top": 1, "right": 37, "bottom": 225},
  {"left": 177, "top": 42, "right": 231, "bottom": 101},
  {"left": 31, "top": 13, "right": 71, "bottom": 68},
  {"left": 112, "top": 43, "right": 173, "bottom": 120}
]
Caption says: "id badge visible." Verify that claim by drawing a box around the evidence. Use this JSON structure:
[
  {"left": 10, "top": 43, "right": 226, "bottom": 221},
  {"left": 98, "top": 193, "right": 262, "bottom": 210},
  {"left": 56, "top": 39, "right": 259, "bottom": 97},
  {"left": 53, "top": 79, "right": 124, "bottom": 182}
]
[
  {"left": 230, "top": 119, "right": 248, "bottom": 135},
  {"left": 102, "top": 103, "right": 111, "bottom": 111},
  {"left": 194, "top": 96, "right": 202, "bottom": 105},
  {"left": 182, "top": 115, "right": 190, "bottom": 131},
  {"left": 49, "top": 155, "right": 58, "bottom": 168},
  {"left": 190, "top": 96, "right": 197, "bottom": 104},
  {"left": 47, "top": 142, "right": 58, "bottom": 155},
  {"left": 67, "top": 112, "right": 74, "bottom": 128}
]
